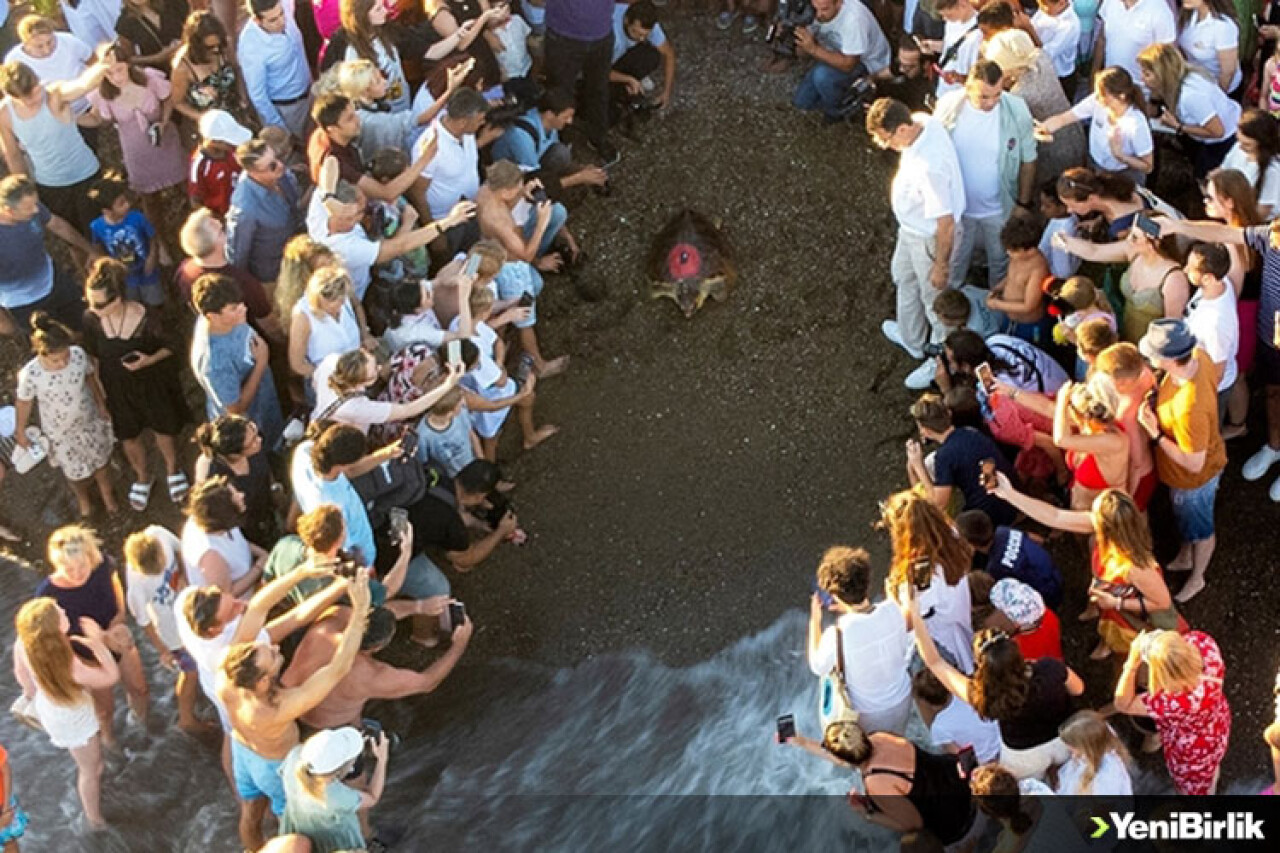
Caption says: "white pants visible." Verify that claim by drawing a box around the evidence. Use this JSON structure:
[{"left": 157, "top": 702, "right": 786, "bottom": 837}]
[
  {"left": 891, "top": 227, "right": 962, "bottom": 352},
  {"left": 999, "top": 735, "right": 1071, "bottom": 780},
  {"left": 951, "top": 213, "right": 1010, "bottom": 290},
  {"left": 853, "top": 691, "right": 915, "bottom": 737}
]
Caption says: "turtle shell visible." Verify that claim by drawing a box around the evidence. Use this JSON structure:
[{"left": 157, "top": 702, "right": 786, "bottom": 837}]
[{"left": 646, "top": 209, "right": 737, "bottom": 317}]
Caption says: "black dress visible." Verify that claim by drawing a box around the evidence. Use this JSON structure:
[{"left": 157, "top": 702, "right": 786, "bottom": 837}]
[
  {"left": 82, "top": 305, "right": 190, "bottom": 441},
  {"left": 208, "top": 452, "right": 278, "bottom": 549},
  {"left": 116, "top": 0, "right": 189, "bottom": 67}
]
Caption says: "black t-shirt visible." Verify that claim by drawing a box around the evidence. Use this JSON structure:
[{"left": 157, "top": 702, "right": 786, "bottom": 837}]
[
  {"left": 407, "top": 473, "right": 469, "bottom": 554},
  {"left": 116, "top": 0, "right": 188, "bottom": 62},
  {"left": 996, "top": 658, "right": 1074, "bottom": 750},
  {"left": 933, "top": 427, "right": 1015, "bottom": 525}
]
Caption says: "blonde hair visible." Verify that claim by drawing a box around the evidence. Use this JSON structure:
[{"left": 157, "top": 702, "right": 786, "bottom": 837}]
[
  {"left": 882, "top": 489, "right": 973, "bottom": 589},
  {"left": 1069, "top": 373, "right": 1120, "bottom": 425},
  {"left": 306, "top": 266, "right": 352, "bottom": 311},
  {"left": 1091, "top": 490, "right": 1155, "bottom": 574},
  {"left": 1059, "top": 276, "right": 1108, "bottom": 313},
  {"left": 124, "top": 528, "right": 169, "bottom": 576},
  {"left": 1137, "top": 43, "right": 1203, "bottom": 119},
  {"left": 180, "top": 207, "right": 222, "bottom": 258},
  {"left": 296, "top": 761, "right": 337, "bottom": 801},
  {"left": 1058, "top": 710, "right": 1130, "bottom": 793},
  {"left": 47, "top": 525, "right": 103, "bottom": 573},
  {"left": 1148, "top": 632, "right": 1205, "bottom": 694},
  {"left": 466, "top": 239, "right": 507, "bottom": 282},
  {"left": 336, "top": 59, "right": 379, "bottom": 102},
  {"left": 328, "top": 348, "right": 372, "bottom": 395},
  {"left": 468, "top": 284, "right": 495, "bottom": 318},
  {"left": 277, "top": 236, "right": 338, "bottom": 319},
  {"left": 16, "top": 598, "right": 84, "bottom": 706}
]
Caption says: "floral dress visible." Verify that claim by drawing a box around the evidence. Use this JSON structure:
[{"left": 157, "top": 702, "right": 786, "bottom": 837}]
[
  {"left": 1144, "top": 631, "right": 1232, "bottom": 795},
  {"left": 16, "top": 346, "right": 115, "bottom": 480}
]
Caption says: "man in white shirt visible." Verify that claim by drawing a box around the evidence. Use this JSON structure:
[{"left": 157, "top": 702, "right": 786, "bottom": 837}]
[
  {"left": 238, "top": 0, "right": 313, "bottom": 140},
  {"left": 934, "top": 60, "right": 1038, "bottom": 292},
  {"left": 417, "top": 87, "right": 497, "bottom": 256},
  {"left": 791, "top": 0, "right": 890, "bottom": 121},
  {"left": 1183, "top": 242, "right": 1239, "bottom": 409},
  {"left": 923, "top": 0, "right": 982, "bottom": 100},
  {"left": 867, "top": 97, "right": 968, "bottom": 390},
  {"left": 5, "top": 15, "right": 92, "bottom": 116},
  {"left": 1031, "top": 0, "right": 1081, "bottom": 87},
  {"left": 807, "top": 546, "right": 914, "bottom": 735},
  {"left": 1093, "top": 0, "right": 1176, "bottom": 91}
]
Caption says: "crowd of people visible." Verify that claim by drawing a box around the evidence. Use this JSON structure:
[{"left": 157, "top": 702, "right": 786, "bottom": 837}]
[
  {"left": 787, "top": 0, "right": 1280, "bottom": 847},
  {"left": 0, "top": 0, "right": 680, "bottom": 849}
]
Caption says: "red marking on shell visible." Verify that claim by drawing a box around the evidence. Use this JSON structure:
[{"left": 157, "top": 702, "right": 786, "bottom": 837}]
[{"left": 666, "top": 242, "right": 703, "bottom": 280}]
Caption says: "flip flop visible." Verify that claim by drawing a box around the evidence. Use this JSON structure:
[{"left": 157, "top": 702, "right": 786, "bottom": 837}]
[
  {"left": 167, "top": 472, "right": 190, "bottom": 504},
  {"left": 128, "top": 481, "right": 152, "bottom": 512}
]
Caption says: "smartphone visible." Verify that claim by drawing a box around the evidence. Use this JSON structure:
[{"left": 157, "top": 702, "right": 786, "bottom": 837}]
[
  {"left": 812, "top": 581, "right": 834, "bottom": 609},
  {"left": 387, "top": 507, "right": 410, "bottom": 543},
  {"left": 517, "top": 292, "right": 534, "bottom": 308},
  {"left": 447, "top": 601, "right": 466, "bottom": 632},
  {"left": 446, "top": 339, "right": 462, "bottom": 369},
  {"left": 974, "top": 362, "right": 995, "bottom": 393},
  {"left": 398, "top": 429, "right": 417, "bottom": 455},
  {"left": 463, "top": 253, "right": 482, "bottom": 278},
  {"left": 1133, "top": 214, "right": 1161, "bottom": 239},
  {"left": 776, "top": 714, "right": 796, "bottom": 743},
  {"left": 979, "top": 458, "right": 997, "bottom": 490},
  {"left": 120, "top": 351, "right": 143, "bottom": 365}
]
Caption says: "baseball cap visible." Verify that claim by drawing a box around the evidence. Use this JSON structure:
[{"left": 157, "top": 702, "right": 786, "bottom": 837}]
[
  {"left": 199, "top": 109, "right": 252, "bottom": 146},
  {"left": 299, "top": 727, "right": 363, "bottom": 775}
]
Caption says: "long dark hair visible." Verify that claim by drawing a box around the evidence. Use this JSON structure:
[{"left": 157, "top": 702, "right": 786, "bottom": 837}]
[
  {"left": 183, "top": 11, "right": 229, "bottom": 66},
  {"left": 1094, "top": 66, "right": 1148, "bottom": 116},
  {"left": 1237, "top": 109, "right": 1280, "bottom": 201},
  {"left": 386, "top": 280, "right": 425, "bottom": 331},
  {"left": 1056, "top": 167, "right": 1136, "bottom": 205},
  {"left": 945, "top": 329, "right": 1016, "bottom": 377},
  {"left": 1177, "top": 0, "right": 1238, "bottom": 30},
  {"left": 98, "top": 45, "right": 147, "bottom": 100},
  {"left": 341, "top": 0, "right": 392, "bottom": 64},
  {"left": 968, "top": 630, "right": 1032, "bottom": 721},
  {"left": 195, "top": 414, "right": 253, "bottom": 460}
]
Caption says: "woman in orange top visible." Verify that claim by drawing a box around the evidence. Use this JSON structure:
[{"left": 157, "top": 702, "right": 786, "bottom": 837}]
[
  {"left": 0, "top": 741, "right": 27, "bottom": 851},
  {"left": 1053, "top": 377, "right": 1130, "bottom": 510}
]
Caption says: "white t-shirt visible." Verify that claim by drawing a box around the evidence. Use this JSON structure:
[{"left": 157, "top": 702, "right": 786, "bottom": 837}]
[
  {"left": 384, "top": 308, "right": 447, "bottom": 352},
  {"left": 1098, "top": 0, "right": 1177, "bottom": 87},
  {"left": 937, "top": 17, "right": 982, "bottom": 98},
  {"left": 124, "top": 526, "right": 185, "bottom": 651},
  {"left": 1071, "top": 96, "right": 1153, "bottom": 173},
  {"left": 451, "top": 318, "right": 503, "bottom": 388},
  {"left": 807, "top": 601, "right": 912, "bottom": 714},
  {"left": 1055, "top": 750, "right": 1134, "bottom": 795},
  {"left": 1032, "top": 7, "right": 1082, "bottom": 78},
  {"left": 5, "top": 33, "right": 93, "bottom": 114},
  {"left": 292, "top": 299, "right": 362, "bottom": 367},
  {"left": 1174, "top": 72, "right": 1241, "bottom": 142},
  {"left": 409, "top": 83, "right": 438, "bottom": 149},
  {"left": 1221, "top": 143, "right": 1280, "bottom": 213},
  {"left": 494, "top": 14, "right": 533, "bottom": 80},
  {"left": 892, "top": 115, "right": 967, "bottom": 237},
  {"left": 174, "top": 586, "right": 269, "bottom": 727},
  {"left": 1040, "top": 214, "right": 1082, "bottom": 279},
  {"left": 907, "top": 568, "right": 975, "bottom": 674},
  {"left": 1184, "top": 285, "right": 1239, "bottom": 390},
  {"left": 949, "top": 103, "right": 1004, "bottom": 218},
  {"left": 315, "top": 223, "right": 379, "bottom": 300},
  {"left": 180, "top": 519, "right": 254, "bottom": 591},
  {"left": 311, "top": 352, "right": 394, "bottom": 431},
  {"left": 809, "top": 0, "right": 892, "bottom": 75},
  {"left": 1178, "top": 13, "right": 1241, "bottom": 93},
  {"left": 421, "top": 119, "right": 480, "bottom": 220},
  {"left": 930, "top": 695, "right": 1003, "bottom": 763}
]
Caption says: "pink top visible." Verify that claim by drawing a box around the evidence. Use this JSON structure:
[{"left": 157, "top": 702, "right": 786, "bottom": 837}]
[{"left": 313, "top": 0, "right": 342, "bottom": 40}]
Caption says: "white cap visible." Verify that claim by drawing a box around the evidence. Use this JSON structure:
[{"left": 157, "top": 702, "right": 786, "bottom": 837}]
[
  {"left": 299, "top": 727, "right": 363, "bottom": 775},
  {"left": 198, "top": 109, "right": 252, "bottom": 146}
]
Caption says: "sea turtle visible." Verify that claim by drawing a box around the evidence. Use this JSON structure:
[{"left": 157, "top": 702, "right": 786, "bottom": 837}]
[{"left": 646, "top": 209, "right": 737, "bottom": 318}]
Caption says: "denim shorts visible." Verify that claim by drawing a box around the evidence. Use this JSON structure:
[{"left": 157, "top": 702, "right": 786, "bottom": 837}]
[
  {"left": 398, "top": 554, "right": 452, "bottom": 600},
  {"left": 1171, "top": 472, "right": 1221, "bottom": 543}
]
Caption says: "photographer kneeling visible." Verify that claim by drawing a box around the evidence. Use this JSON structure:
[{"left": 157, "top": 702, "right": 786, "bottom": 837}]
[
  {"left": 791, "top": 0, "right": 892, "bottom": 122},
  {"left": 281, "top": 726, "right": 387, "bottom": 852}
]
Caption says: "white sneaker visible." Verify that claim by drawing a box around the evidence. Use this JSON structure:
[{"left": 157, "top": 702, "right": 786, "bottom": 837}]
[
  {"left": 882, "top": 320, "right": 924, "bottom": 360},
  {"left": 1270, "top": 475, "right": 1280, "bottom": 503},
  {"left": 1243, "top": 444, "right": 1280, "bottom": 481},
  {"left": 904, "top": 359, "right": 937, "bottom": 390}
]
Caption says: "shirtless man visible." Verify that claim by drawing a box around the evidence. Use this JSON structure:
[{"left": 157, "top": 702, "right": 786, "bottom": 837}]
[
  {"left": 986, "top": 214, "right": 1049, "bottom": 337},
  {"left": 216, "top": 573, "right": 372, "bottom": 850},
  {"left": 476, "top": 158, "right": 578, "bottom": 272},
  {"left": 281, "top": 603, "right": 472, "bottom": 729}
]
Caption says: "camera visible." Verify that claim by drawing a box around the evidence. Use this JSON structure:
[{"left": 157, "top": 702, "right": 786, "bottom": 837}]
[
  {"left": 316, "top": 551, "right": 362, "bottom": 578},
  {"left": 910, "top": 556, "right": 933, "bottom": 592},
  {"left": 765, "top": 0, "right": 815, "bottom": 57},
  {"left": 528, "top": 182, "right": 549, "bottom": 204},
  {"left": 978, "top": 458, "right": 997, "bottom": 491},
  {"left": 388, "top": 507, "right": 410, "bottom": 544},
  {"left": 347, "top": 718, "right": 401, "bottom": 779},
  {"left": 1134, "top": 630, "right": 1162, "bottom": 663},
  {"left": 447, "top": 600, "right": 466, "bottom": 633},
  {"left": 922, "top": 342, "right": 945, "bottom": 359}
]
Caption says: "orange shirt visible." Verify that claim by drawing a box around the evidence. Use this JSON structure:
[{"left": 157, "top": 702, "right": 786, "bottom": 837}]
[{"left": 1154, "top": 349, "right": 1227, "bottom": 491}]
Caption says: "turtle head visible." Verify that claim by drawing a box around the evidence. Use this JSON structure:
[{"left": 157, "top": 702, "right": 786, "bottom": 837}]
[{"left": 651, "top": 278, "right": 714, "bottom": 318}]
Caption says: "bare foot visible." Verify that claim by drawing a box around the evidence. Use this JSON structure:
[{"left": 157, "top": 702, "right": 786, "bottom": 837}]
[
  {"left": 0, "top": 523, "right": 22, "bottom": 543},
  {"left": 408, "top": 634, "right": 441, "bottom": 649},
  {"left": 1089, "top": 640, "right": 1113, "bottom": 661},
  {"left": 496, "top": 479, "right": 516, "bottom": 493},
  {"left": 1221, "top": 422, "right": 1247, "bottom": 441},
  {"left": 1174, "top": 576, "right": 1206, "bottom": 604},
  {"left": 537, "top": 355, "right": 570, "bottom": 379},
  {"left": 1166, "top": 553, "right": 1193, "bottom": 572},
  {"left": 1077, "top": 604, "right": 1099, "bottom": 622},
  {"left": 523, "top": 425, "right": 560, "bottom": 450}
]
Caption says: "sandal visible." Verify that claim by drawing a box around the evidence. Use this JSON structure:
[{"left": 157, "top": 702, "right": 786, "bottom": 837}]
[
  {"left": 128, "top": 481, "right": 152, "bottom": 512},
  {"left": 167, "top": 472, "right": 190, "bottom": 504}
]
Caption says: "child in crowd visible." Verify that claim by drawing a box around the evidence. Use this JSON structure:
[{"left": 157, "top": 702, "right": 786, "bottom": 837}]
[
  {"left": 1055, "top": 710, "right": 1134, "bottom": 795},
  {"left": 934, "top": 286, "right": 1003, "bottom": 339},
  {"left": 124, "top": 525, "right": 205, "bottom": 733},
  {"left": 912, "top": 668, "right": 1003, "bottom": 764},
  {"left": 369, "top": 148, "right": 430, "bottom": 281},
  {"left": 1031, "top": 0, "right": 1080, "bottom": 93},
  {"left": 188, "top": 109, "right": 250, "bottom": 218},
  {"left": 986, "top": 214, "right": 1050, "bottom": 344},
  {"left": 418, "top": 385, "right": 481, "bottom": 476},
  {"left": 1036, "top": 182, "right": 1080, "bottom": 280},
  {"left": 14, "top": 313, "right": 118, "bottom": 518},
  {"left": 88, "top": 174, "right": 164, "bottom": 306},
  {"left": 1051, "top": 276, "right": 1115, "bottom": 343},
  {"left": 487, "top": 4, "right": 534, "bottom": 99}
]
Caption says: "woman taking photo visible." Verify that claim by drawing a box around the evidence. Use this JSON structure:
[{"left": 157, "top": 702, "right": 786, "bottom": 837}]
[
  {"left": 311, "top": 346, "right": 464, "bottom": 434},
  {"left": 903, "top": 580, "right": 1084, "bottom": 780},
  {"left": 1055, "top": 709, "right": 1134, "bottom": 795},
  {"left": 784, "top": 719, "right": 977, "bottom": 846},
  {"left": 1053, "top": 216, "right": 1190, "bottom": 345},
  {"left": 194, "top": 414, "right": 279, "bottom": 549},
  {"left": 169, "top": 12, "right": 251, "bottom": 127},
  {"left": 288, "top": 266, "right": 374, "bottom": 385},
  {"left": 880, "top": 490, "right": 976, "bottom": 673},
  {"left": 82, "top": 258, "right": 190, "bottom": 511},
  {"left": 1114, "top": 629, "right": 1231, "bottom": 794},
  {"left": 180, "top": 475, "right": 266, "bottom": 598},
  {"left": 1037, "top": 67, "right": 1154, "bottom": 183},
  {"left": 1138, "top": 42, "right": 1240, "bottom": 177},
  {"left": 1053, "top": 377, "right": 1130, "bottom": 509},
  {"left": 12, "top": 598, "right": 118, "bottom": 829},
  {"left": 34, "top": 525, "right": 150, "bottom": 746},
  {"left": 281, "top": 726, "right": 389, "bottom": 852},
  {"left": 328, "top": 58, "right": 459, "bottom": 159},
  {"left": 991, "top": 476, "right": 1180, "bottom": 659}
]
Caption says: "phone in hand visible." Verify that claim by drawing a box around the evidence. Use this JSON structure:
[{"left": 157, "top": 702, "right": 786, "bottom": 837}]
[
  {"left": 812, "top": 581, "right": 834, "bottom": 609},
  {"left": 463, "top": 253, "right": 482, "bottom": 278},
  {"left": 974, "top": 362, "right": 996, "bottom": 393},
  {"left": 447, "top": 601, "right": 466, "bottom": 633},
  {"left": 517, "top": 292, "right": 534, "bottom": 308},
  {"left": 979, "top": 458, "right": 997, "bottom": 491},
  {"left": 776, "top": 714, "right": 796, "bottom": 743},
  {"left": 1133, "top": 214, "right": 1161, "bottom": 239},
  {"left": 120, "top": 351, "right": 144, "bottom": 366},
  {"left": 398, "top": 429, "right": 417, "bottom": 456},
  {"left": 447, "top": 339, "right": 462, "bottom": 370}
]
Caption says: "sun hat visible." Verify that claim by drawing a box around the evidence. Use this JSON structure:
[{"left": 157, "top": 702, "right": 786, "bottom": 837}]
[
  {"left": 1139, "top": 318, "right": 1197, "bottom": 362},
  {"left": 298, "top": 727, "right": 363, "bottom": 775},
  {"left": 990, "top": 578, "right": 1045, "bottom": 629}
]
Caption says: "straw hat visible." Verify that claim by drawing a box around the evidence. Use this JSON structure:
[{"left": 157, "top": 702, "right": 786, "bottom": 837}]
[{"left": 984, "top": 29, "right": 1039, "bottom": 77}]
